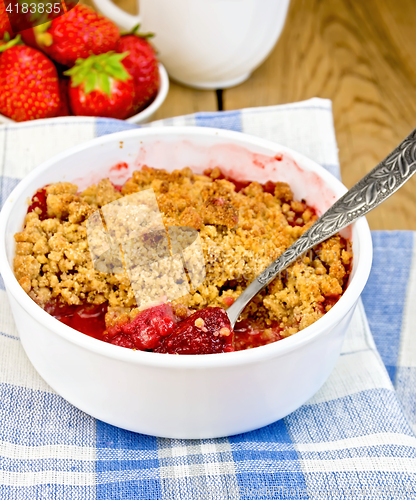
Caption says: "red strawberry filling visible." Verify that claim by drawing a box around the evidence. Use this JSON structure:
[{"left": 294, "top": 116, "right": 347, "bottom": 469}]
[
  {"left": 105, "top": 304, "right": 176, "bottom": 351},
  {"left": 233, "top": 320, "right": 284, "bottom": 351},
  {"left": 27, "top": 188, "right": 49, "bottom": 220},
  {"left": 155, "top": 308, "right": 234, "bottom": 355},
  {"left": 47, "top": 300, "right": 234, "bottom": 355},
  {"left": 44, "top": 302, "right": 108, "bottom": 340}
]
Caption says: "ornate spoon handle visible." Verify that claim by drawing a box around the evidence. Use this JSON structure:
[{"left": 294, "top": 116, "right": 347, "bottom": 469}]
[{"left": 227, "top": 128, "right": 416, "bottom": 327}]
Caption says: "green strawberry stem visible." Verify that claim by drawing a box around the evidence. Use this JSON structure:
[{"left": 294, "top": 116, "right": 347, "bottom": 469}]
[
  {"left": 124, "top": 24, "right": 155, "bottom": 39},
  {"left": 33, "top": 23, "right": 53, "bottom": 47},
  {"left": 64, "top": 52, "right": 131, "bottom": 96},
  {"left": 0, "top": 34, "right": 22, "bottom": 52}
]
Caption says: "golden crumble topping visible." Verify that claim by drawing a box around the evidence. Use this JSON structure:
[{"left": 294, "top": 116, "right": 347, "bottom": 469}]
[{"left": 13, "top": 166, "right": 352, "bottom": 345}]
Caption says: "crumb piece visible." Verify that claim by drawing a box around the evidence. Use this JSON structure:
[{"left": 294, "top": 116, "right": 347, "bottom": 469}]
[
  {"left": 274, "top": 182, "right": 293, "bottom": 202},
  {"left": 195, "top": 317, "right": 207, "bottom": 332},
  {"left": 219, "top": 327, "right": 231, "bottom": 337}
]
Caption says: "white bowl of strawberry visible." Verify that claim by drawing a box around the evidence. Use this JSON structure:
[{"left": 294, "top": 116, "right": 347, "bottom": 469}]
[
  {"left": 0, "top": 126, "right": 373, "bottom": 439},
  {"left": 0, "top": 5, "right": 168, "bottom": 124}
]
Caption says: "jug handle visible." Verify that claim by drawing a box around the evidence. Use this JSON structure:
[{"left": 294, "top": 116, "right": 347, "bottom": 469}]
[{"left": 93, "top": 0, "right": 141, "bottom": 30}]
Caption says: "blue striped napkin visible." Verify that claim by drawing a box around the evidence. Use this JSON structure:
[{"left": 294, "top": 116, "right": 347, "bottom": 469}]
[{"left": 1, "top": 98, "right": 415, "bottom": 499}]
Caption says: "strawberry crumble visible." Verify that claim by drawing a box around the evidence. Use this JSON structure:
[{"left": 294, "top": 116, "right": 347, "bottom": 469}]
[{"left": 13, "top": 165, "right": 352, "bottom": 354}]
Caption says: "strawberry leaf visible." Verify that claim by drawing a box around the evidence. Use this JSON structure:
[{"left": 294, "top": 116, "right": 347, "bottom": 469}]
[
  {"left": 98, "top": 73, "right": 111, "bottom": 97},
  {"left": 128, "top": 24, "right": 155, "bottom": 39},
  {"left": 64, "top": 52, "right": 131, "bottom": 95},
  {"left": 105, "top": 64, "right": 130, "bottom": 81},
  {"left": 84, "top": 72, "right": 97, "bottom": 94}
]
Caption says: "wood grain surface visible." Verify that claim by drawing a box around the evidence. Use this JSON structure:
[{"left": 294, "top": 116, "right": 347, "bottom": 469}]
[{"left": 89, "top": 0, "right": 416, "bottom": 229}]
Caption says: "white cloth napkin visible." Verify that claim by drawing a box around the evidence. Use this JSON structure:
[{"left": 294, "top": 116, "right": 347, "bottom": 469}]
[{"left": 1, "top": 98, "right": 415, "bottom": 499}]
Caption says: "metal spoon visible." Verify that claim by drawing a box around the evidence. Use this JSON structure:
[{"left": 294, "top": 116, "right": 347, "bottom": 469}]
[{"left": 226, "top": 128, "right": 416, "bottom": 327}]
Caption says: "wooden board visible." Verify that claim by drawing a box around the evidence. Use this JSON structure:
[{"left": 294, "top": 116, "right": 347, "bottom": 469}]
[{"left": 224, "top": 0, "right": 416, "bottom": 230}]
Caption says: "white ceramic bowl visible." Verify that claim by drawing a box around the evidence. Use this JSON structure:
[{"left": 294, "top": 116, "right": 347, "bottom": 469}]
[
  {"left": 0, "top": 63, "right": 169, "bottom": 125},
  {"left": 0, "top": 127, "right": 372, "bottom": 439}
]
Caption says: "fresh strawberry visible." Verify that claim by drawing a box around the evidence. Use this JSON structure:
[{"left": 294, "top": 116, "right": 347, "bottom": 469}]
[
  {"left": 55, "top": 78, "right": 71, "bottom": 117},
  {"left": 19, "top": 25, "right": 41, "bottom": 50},
  {"left": 21, "top": 4, "right": 119, "bottom": 67},
  {"left": 116, "top": 26, "right": 160, "bottom": 113},
  {"left": 64, "top": 52, "right": 134, "bottom": 119},
  {"left": 0, "top": 2, "right": 13, "bottom": 40},
  {"left": 0, "top": 36, "right": 61, "bottom": 121}
]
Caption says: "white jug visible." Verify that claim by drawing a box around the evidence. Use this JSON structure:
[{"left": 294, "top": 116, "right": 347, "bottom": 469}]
[{"left": 93, "top": 0, "right": 290, "bottom": 89}]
